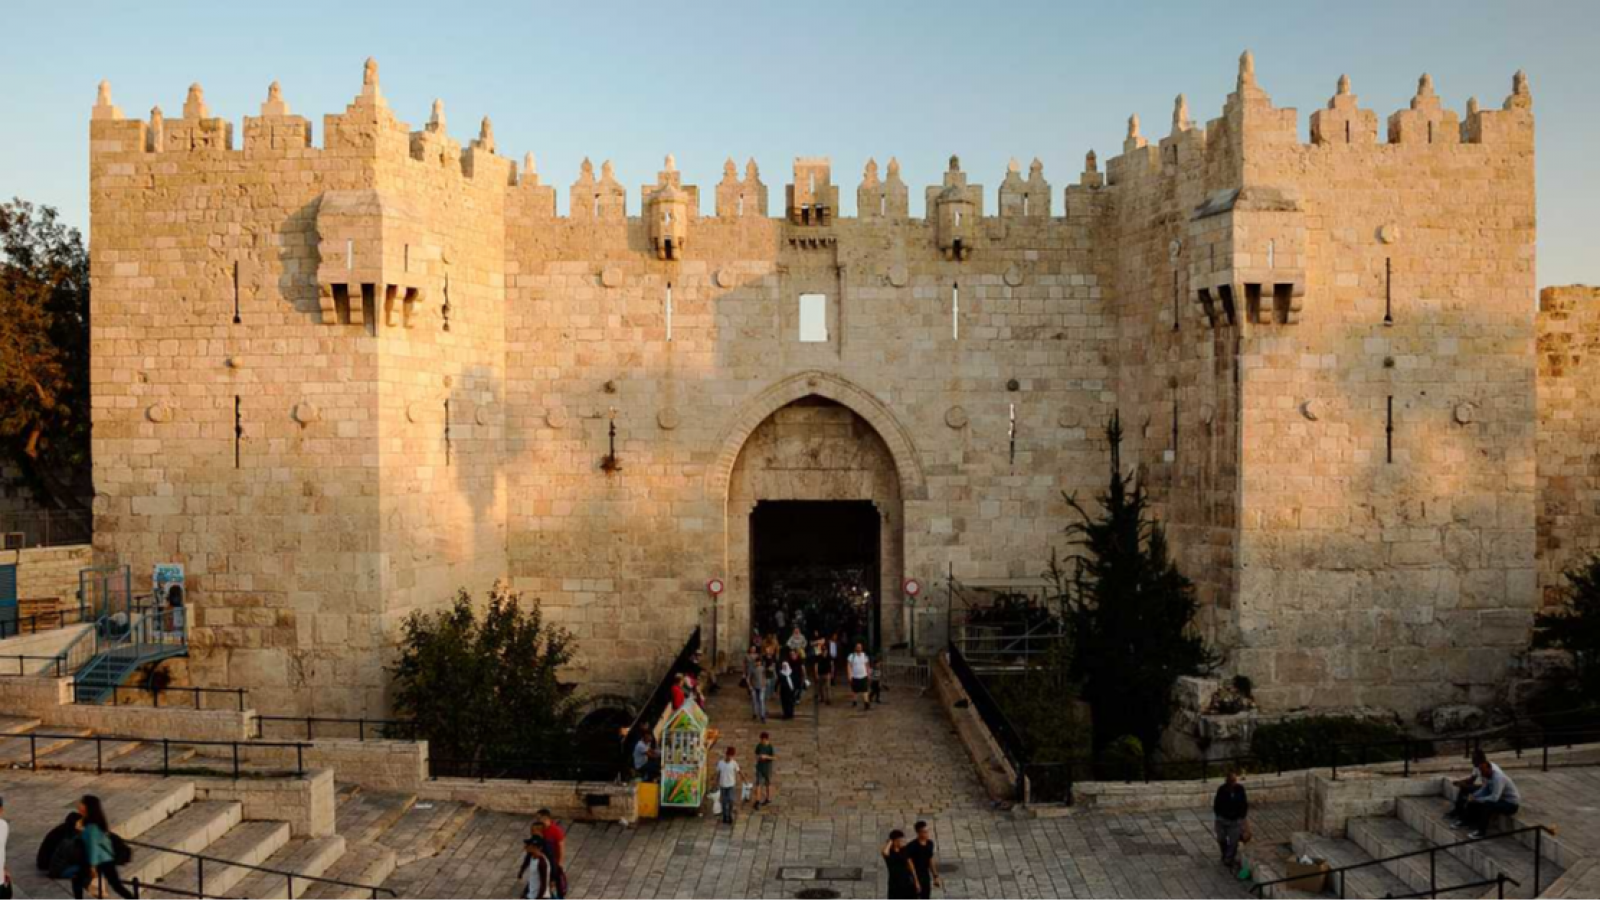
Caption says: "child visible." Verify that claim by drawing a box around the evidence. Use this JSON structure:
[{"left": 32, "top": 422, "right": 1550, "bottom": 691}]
[
  {"left": 869, "top": 661, "right": 884, "bottom": 706},
  {"left": 754, "top": 732, "right": 777, "bottom": 809}
]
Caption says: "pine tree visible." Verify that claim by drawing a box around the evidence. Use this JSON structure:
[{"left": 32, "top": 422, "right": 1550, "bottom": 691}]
[{"left": 1056, "top": 413, "right": 1219, "bottom": 753}]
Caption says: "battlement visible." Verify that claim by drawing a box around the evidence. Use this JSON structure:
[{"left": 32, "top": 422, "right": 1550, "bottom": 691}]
[{"left": 91, "top": 52, "right": 1533, "bottom": 228}]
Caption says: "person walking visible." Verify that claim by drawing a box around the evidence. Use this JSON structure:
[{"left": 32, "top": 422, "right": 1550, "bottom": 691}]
[
  {"left": 744, "top": 646, "right": 768, "bottom": 722},
  {"left": 1213, "top": 771, "right": 1250, "bottom": 872},
  {"left": 813, "top": 635, "right": 833, "bottom": 704},
  {"left": 517, "top": 835, "right": 550, "bottom": 899},
  {"left": 828, "top": 632, "right": 842, "bottom": 686},
  {"left": 786, "top": 625, "right": 807, "bottom": 657},
  {"left": 906, "top": 821, "right": 941, "bottom": 898},
  {"left": 1456, "top": 755, "right": 1521, "bottom": 839},
  {"left": 715, "top": 747, "right": 742, "bottom": 825},
  {"left": 847, "top": 643, "right": 872, "bottom": 710},
  {"left": 777, "top": 653, "right": 798, "bottom": 720},
  {"left": 534, "top": 810, "right": 567, "bottom": 898},
  {"left": 881, "top": 829, "right": 920, "bottom": 899},
  {"left": 72, "top": 795, "right": 133, "bottom": 899},
  {"left": 753, "top": 732, "right": 777, "bottom": 809}
]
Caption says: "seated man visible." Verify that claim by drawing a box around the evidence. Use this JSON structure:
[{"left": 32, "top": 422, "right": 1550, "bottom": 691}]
[
  {"left": 1446, "top": 749, "right": 1487, "bottom": 828},
  {"left": 1458, "top": 755, "right": 1521, "bottom": 839},
  {"left": 632, "top": 731, "right": 661, "bottom": 782}
]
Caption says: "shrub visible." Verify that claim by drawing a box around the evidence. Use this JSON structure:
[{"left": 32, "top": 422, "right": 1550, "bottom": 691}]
[
  {"left": 1250, "top": 716, "right": 1427, "bottom": 772},
  {"left": 1100, "top": 734, "right": 1145, "bottom": 781},
  {"left": 989, "top": 660, "right": 1091, "bottom": 762},
  {"left": 1534, "top": 554, "right": 1600, "bottom": 700},
  {"left": 390, "top": 583, "right": 580, "bottom": 769}
]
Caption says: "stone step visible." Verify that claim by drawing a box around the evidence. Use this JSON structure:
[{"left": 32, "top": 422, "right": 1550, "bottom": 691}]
[
  {"left": 35, "top": 736, "right": 145, "bottom": 771},
  {"left": 105, "top": 777, "right": 200, "bottom": 839},
  {"left": 334, "top": 786, "right": 417, "bottom": 846},
  {"left": 147, "top": 820, "right": 293, "bottom": 899},
  {"left": 1347, "top": 816, "right": 1485, "bottom": 899},
  {"left": 1288, "top": 831, "right": 1414, "bottom": 899},
  {"left": 233, "top": 836, "right": 349, "bottom": 899},
  {"left": 0, "top": 727, "right": 91, "bottom": 765},
  {"left": 113, "top": 741, "right": 200, "bottom": 773},
  {"left": 299, "top": 841, "right": 398, "bottom": 899},
  {"left": 375, "top": 799, "right": 474, "bottom": 866},
  {"left": 1395, "top": 797, "right": 1566, "bottom": 898},
  {"left": 0, "top": 715, "right": 41, "bottom": 734},
  {"left": 123, "top": 800, "right": 244, "bottom": 886}
]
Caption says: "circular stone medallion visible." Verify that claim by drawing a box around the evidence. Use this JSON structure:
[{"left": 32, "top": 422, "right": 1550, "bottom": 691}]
[
  {"left": 475, "top": 404, "right": 492, "bottom": 426},
  {"left": 146, "top": 402, "right": 172, "bottom": 424},
  {"left": 292, "top": 402, "right": 320, "bottom": 425},
  {"left": 887, "top": 264, "right": 910, "bottom": 288},
  {"left": 545, "top": 409, "right": 568, "bottom": 429},
  {"left": 1003, "top": 265, "right": 1024, "bottom": 287},
  {"left": 658, "top": 408, "right": 681, "bottom": 430},
  {"left": 601, "top": 266, "right": 623, "bottom": 288},
  {"left": 944, "top": 406, "right": 969, "bottom": 429}
]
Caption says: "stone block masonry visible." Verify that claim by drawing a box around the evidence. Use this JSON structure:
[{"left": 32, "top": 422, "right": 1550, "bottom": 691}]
[{"left": 84, "top": 52, "right": 1583, "bottom": 723}]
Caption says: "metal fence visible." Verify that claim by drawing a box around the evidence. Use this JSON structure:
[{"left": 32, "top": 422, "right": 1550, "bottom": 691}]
[
  {"left": 621, "top": 626, "right": 702, "bottom": 760},
  {"left": 945, "top": 642, "right": 1029, "bottom": 777},
  {"left": 0, "top": 508, "right": 92, "bottom": 549}
]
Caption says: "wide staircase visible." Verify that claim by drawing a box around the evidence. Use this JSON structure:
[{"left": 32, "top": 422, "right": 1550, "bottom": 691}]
[
  {"left": 1248, "top": 793, "right": 1572, "bottom": 899},
  {"left": 4, "top": 757, "right": 477, "bottom": 899}
]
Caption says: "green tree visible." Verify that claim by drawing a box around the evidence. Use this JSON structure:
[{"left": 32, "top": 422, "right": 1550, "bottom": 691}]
[
  {"left": 1534, "top": 555, "right": 1600, "bottom": 699},
  {"left": 0, "top": 199, "right": 92, "bottom": 510},
  {"left": 390, "top": 584, "right": 579, "bottom": 770},
  {"left": 1055, "top": 413, "right": 1219, "bottom": 752}
]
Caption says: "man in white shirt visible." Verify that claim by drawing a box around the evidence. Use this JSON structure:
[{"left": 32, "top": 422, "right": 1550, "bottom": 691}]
[
  {"left": 847, "top": 643, "right": 872, "bottom": 710},
  {"left": 519, "top": 835, "right": 549, "bottom": 899},
  {"left": 715, "top": 747, "right": 741, "bottom": 825}
]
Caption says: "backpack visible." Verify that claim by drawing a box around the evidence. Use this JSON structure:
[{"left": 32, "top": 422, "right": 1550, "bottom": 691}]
[{"left": 111, "top": 832, "right": 133, "bottom": 866}]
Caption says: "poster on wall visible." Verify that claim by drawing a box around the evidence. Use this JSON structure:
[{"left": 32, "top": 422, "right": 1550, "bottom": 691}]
[{"left": 152, "top": 564, "right": 185, "bottom": 606}]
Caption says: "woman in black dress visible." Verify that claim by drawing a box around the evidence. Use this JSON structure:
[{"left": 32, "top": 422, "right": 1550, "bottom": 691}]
[
  {"left": 882, "top": 829, "right": 920, "bottom": 899},
  {"left": 777, "top": 651, "right": 799, "bottom": 720}
]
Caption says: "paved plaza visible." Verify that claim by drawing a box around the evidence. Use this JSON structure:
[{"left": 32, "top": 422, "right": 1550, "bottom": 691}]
[{"left": 387, "top": 682, "right": 1303, "bottom": 899}]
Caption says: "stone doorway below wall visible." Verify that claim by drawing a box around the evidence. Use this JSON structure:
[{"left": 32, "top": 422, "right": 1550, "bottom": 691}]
[{"left": 751, "top": 500, "right": 881, "bottom": 653}]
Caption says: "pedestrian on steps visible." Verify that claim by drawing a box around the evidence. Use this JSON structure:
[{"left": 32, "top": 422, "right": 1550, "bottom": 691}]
[
  {"left": 1212, "top": 771, "right": 1250, "bottom": 873},
  {"left": 71, "top": 795, "right": 133, "bottom": 899},
  {"left": 745, "top": 645, "right": 768, "bottom": 722}
]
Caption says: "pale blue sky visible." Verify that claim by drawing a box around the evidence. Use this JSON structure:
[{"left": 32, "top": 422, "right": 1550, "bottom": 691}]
[{"left": 2, "top": 1, "right": 1594, "bottom": 287}]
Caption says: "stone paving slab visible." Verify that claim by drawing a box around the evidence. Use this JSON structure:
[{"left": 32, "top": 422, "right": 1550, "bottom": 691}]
[{"left": 386, "top": 688, "right": 1303, "bottom": 898}]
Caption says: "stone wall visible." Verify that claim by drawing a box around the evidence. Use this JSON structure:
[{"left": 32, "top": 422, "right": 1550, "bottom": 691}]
[
  {"left": 416, "top": 777, "right": 636, "bottom": 822},
  {"left": 1, "top": 544, "right": 93, "bottom": 606},
  {"left": 85, "top": 54, "right": 1556, "bottom": 719},
  {"left": 194, "top": 766, "right": 336, "bottom": 837},
  {"left": 1537, "top": 286, "right": 1600, "bottom": 606}
]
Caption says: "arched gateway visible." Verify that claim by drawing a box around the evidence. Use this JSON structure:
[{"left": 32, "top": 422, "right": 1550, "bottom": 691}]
[{"left": 711, "top": 373, "right": 924, "bottom": 663}]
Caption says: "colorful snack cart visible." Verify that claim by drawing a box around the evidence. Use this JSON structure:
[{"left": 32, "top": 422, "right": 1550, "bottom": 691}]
[{"left": 660, "top": 701, "right": 711, "bottom": 809}]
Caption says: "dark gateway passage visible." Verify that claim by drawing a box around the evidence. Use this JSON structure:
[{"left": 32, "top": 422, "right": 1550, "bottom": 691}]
[{"left": 750, "top": 500, "right": 881, "bottom": 652}]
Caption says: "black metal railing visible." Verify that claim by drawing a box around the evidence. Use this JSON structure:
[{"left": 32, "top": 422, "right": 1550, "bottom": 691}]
[
  {"left": 0, "top": 604, "right": 93, "bottom": 640},
  {"left": 1324, "top": 722, "right": 1600, "bottom": 780},
  {"left": 6, "top": 731, "right": 311, "bottom": 779},
  {"left": 103, "top": 684, "right": 248, "bottom": 712},
  {"left": 946, "top": 642, "right": 1030, "bottom": 777},
  {"left": 126, "top": 838, "right": 396, "bottom": 899},
  {"left": 0, "top": 507, "right": 92, "bottom": 549},
  {"left": 1384, "top": 873, "right": 1518, "bottom": 899},
  {"left": 255, "top": 714, "right": 420, "bottom": 742},
  {"left": 428, "top": 755, "right": 618, "bottom": 783},
  {"left": 621, "top": 626, "right": 701, "bottom": 763},
  {"left": 1250, "top": 825, "right": 1549, "bottom": 899},
  {"left": 0, "top": 652, "right": 72, "bottom": 677}
]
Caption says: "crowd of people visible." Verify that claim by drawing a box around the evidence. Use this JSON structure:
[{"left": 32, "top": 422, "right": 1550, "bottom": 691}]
[{"left": 739, "top": 628, "right": 883, "bottom": 722}]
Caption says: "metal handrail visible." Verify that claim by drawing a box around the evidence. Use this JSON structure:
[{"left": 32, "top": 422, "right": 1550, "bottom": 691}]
[
  {"left": 1250, "top": 825, "right": 1550, "bottom": 899},
  {"left": 621, "top": 626, "right": 701, "bottom": 759},
  {"left": 255, "top": 714, "right": 419, "bottom": 742},
  {"left": 128, "top": 878, "right": 218, "bottom": 898},
  {"left": 946, "top": 642, "right": 1030, "bottom": 780},
  {"left": 126, "top": 838, "right": 396, "bottom": 899},
  {"left": 106, "top": 684, "right": 248, "bottom": 712},
  {"left": 8, "top": 731, "right": 311, "bottom": 779},
  {"left": 0, "top": 604, "right": 94, "bottom": 640},
  {"left": 1324, "top": 723, "right": 1600, "bottom": 780},
  {"left": 1384, "top": 873, "right": 1518, "bottom": 900}
]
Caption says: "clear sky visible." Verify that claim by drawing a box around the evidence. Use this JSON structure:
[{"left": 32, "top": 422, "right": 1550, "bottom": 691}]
[{"left": 2, "top": 0, "right": 1594, "bottom": 288}]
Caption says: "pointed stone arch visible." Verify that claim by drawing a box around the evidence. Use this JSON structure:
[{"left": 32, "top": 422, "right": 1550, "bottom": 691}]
[{"left": 707, "top": 371, "right": 928, "bottom": 503}]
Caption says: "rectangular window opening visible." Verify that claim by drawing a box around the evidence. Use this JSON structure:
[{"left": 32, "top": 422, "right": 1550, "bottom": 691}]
[
  {"left": 232, "top": 261, "right": 241, "bottom": 324},
  {"left": 798, "top": 293, "right": 828, "bottom": 343},
  {"left": 952, "top": 283, "right": 961, "bottom": 340},
  {"left": 666, "top": 283, "right": 674, "bottom": 342}
]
